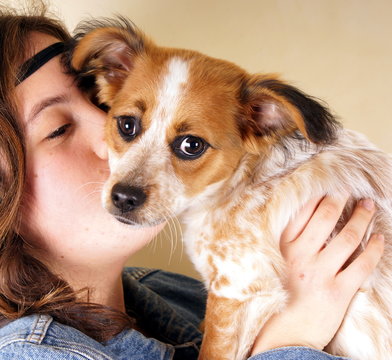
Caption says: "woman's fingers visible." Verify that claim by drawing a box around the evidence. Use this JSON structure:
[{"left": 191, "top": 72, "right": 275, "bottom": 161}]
[
  {"left": 285, "top": 195, "right": 350, "bottom": 257},
  {"left": 320, "top": 199, "right": 376, "bottom": 272},
  {"left": 337, "top": 233, "right": 384, "bottom": 292},
  {"left": 260, "top": 235, "right": 382, "bottom": 354},
  {"left": 281, "top": 197, "right": 322, "bottom": 245},
  {"left": 268, "top": 196, "right": 384, "bottom": 354}
]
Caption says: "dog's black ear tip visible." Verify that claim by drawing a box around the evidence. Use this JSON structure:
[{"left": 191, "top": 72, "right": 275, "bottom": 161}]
[
  {"left": 302, "top": 102, "right": 341, "bottom": 145},
  {"left": 306, "top": 127, "right": 339, "bottom": 145}
]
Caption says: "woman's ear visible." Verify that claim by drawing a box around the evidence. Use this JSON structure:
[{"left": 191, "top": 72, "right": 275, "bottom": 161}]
[
  {"left": 240, "top": 75, "right": 340, "bottom": 151},
  {"left": 71, "top": 25, "right": 146, "bottom": 106}
]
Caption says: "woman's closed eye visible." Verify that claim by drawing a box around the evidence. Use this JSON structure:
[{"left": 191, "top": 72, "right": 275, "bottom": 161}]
[{"left": 46, "top": 123, "right": 72, "bottom": 141}]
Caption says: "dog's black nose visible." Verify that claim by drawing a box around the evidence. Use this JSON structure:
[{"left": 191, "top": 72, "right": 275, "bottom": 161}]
[{"left": 111, "top": 184, "right": 147, "bottom": 213}]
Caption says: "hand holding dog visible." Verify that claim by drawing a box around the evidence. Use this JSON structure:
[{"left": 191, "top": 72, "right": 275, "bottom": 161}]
[{"left": 252, "top": 195, "right": 384, "bottom": 355}]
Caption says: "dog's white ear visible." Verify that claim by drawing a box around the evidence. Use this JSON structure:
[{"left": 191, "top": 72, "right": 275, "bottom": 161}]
[
  {"left": 71, "top": 26, "right": 145, "bottom": 106},
  {"left": 240, "top": 75, "right": 339, "bottom": 152}
]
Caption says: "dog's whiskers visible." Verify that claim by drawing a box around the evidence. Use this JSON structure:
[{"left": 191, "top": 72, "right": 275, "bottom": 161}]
[
  {"left": 142, "top": 204, "right": 183, "bottom": 265},
  {"left": 79, "top": 188, "right": 104, "bottom": 205},
  {"left": 75, "top": 181, "right": 106, "bottom": 194}
]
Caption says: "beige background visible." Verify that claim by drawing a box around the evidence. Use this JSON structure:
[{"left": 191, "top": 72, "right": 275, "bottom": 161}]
[{"left": 10, "top": 0, "right": 392, "bottom": 278}]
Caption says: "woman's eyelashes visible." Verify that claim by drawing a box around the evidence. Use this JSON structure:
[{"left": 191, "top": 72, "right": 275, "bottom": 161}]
[{"left": 46, "top": 123, "right": 72, "bottom": 141}]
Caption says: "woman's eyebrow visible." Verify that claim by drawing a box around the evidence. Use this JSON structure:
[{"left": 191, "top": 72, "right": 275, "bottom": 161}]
[{"left": 28, "top": 94, "right": 70, "bottom": 124}]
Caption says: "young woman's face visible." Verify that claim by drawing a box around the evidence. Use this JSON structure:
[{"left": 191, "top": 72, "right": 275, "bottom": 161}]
[{"left": 15, "top": 32, "right": 161, "bottom": 273}]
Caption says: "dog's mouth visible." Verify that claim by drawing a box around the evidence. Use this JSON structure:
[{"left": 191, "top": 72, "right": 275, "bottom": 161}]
[
  {"left": 114, "top": 214, "right": 166, "bottom": 228},
  {"left": 114, "top": 215, "right": 139, "bottom": 226}
]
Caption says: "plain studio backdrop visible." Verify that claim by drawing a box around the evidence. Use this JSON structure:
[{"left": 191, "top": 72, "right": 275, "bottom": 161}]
[{"left": 7, "top": 0, "right": 392, "bottom": 278}]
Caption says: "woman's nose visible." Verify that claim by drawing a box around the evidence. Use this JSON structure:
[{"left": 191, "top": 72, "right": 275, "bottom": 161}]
[
  {"left": 94, "top": 134, "right": 108, "bottom": 160},
  {"left": 88, "top": 107, "right": 109, "bottom": 160}
]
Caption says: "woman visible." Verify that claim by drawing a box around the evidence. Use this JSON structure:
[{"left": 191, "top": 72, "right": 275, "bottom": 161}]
[{"left": 0, "top": 4, "right": 384, "bottom": 359}]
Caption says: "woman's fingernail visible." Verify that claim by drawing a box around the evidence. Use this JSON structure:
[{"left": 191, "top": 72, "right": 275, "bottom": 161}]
[{"left": 361, "top": 199, "right": 374, "bottom": 211}]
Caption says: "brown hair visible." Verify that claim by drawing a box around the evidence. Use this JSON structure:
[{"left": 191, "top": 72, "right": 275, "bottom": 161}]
[{"left": 0, "top": 2, "right": 133, "bottom": 341}]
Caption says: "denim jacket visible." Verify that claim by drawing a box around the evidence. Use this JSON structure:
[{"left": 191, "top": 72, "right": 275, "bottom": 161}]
[{"left": 0, "top": 267, "right": 350, "bottom": 359}]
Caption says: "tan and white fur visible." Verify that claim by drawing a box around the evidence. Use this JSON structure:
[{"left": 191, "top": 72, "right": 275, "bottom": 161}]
[{"left": 71, "top": 18, "right": 392, "bottom": 360}]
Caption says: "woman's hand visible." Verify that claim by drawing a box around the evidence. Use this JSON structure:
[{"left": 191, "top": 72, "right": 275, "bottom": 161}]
[{"left": 251, "top": 195, "right": 384, "bottom": 354}]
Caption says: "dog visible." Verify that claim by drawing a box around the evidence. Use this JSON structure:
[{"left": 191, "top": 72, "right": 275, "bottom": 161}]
[{"left": 71, "top": 17, "right": 392, "bottom": 360}]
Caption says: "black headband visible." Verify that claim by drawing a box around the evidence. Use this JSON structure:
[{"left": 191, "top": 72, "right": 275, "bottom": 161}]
[{"left": 16, "top": 42, "right": 66, "bottom": 84}]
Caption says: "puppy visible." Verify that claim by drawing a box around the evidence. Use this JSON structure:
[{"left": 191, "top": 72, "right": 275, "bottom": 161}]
[{"left": 71, "top": 18, "right": 392, "bottom": 360}]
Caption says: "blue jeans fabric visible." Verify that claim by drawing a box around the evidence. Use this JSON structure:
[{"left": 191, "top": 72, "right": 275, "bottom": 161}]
[
  {"left": 251, "top": 347, "right": 350, "bottom": 360},
  {"left": 0, "top": 267, "right": 351, "bottom": 359}
]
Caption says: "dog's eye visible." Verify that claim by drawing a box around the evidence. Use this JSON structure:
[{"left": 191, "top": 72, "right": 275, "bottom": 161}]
[
  {"left": 115, "top": 116, "right": 141, "bottom": 141},
  {"left": 172, "top": 136, "right": 209, "bottom": 160}
]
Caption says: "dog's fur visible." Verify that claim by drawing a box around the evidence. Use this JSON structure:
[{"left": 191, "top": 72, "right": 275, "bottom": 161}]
[{"left": 71, "top": 18, "right": 392, "bottom": 360}]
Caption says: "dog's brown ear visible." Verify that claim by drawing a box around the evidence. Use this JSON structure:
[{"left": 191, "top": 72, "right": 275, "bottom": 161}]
[
  {"left": 240, "top": 75, "right": 340, "bottom": 152},
  {"left": 71, "top": 26, "right": 145, "bottom": 106}
]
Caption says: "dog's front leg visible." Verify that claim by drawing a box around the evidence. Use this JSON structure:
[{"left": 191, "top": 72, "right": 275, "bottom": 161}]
[
  {"left": 198, "top": 288, "right": 287, "bottom": 360},
  {"left": 199, "top": 292, "right": 246, "bottom": 360}
]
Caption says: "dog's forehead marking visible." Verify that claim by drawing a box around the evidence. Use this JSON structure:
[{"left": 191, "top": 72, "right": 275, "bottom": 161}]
[
  {"left": 108, "top": 57, "right": 189, "bottom": 174},
  {"left": 149, "top": 56, "right": 189, "bottom": 138}
]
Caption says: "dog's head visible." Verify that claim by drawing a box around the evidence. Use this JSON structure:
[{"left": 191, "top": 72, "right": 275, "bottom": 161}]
[{"left": 71, "top": 18, "right": 339, "bottom": 226}]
